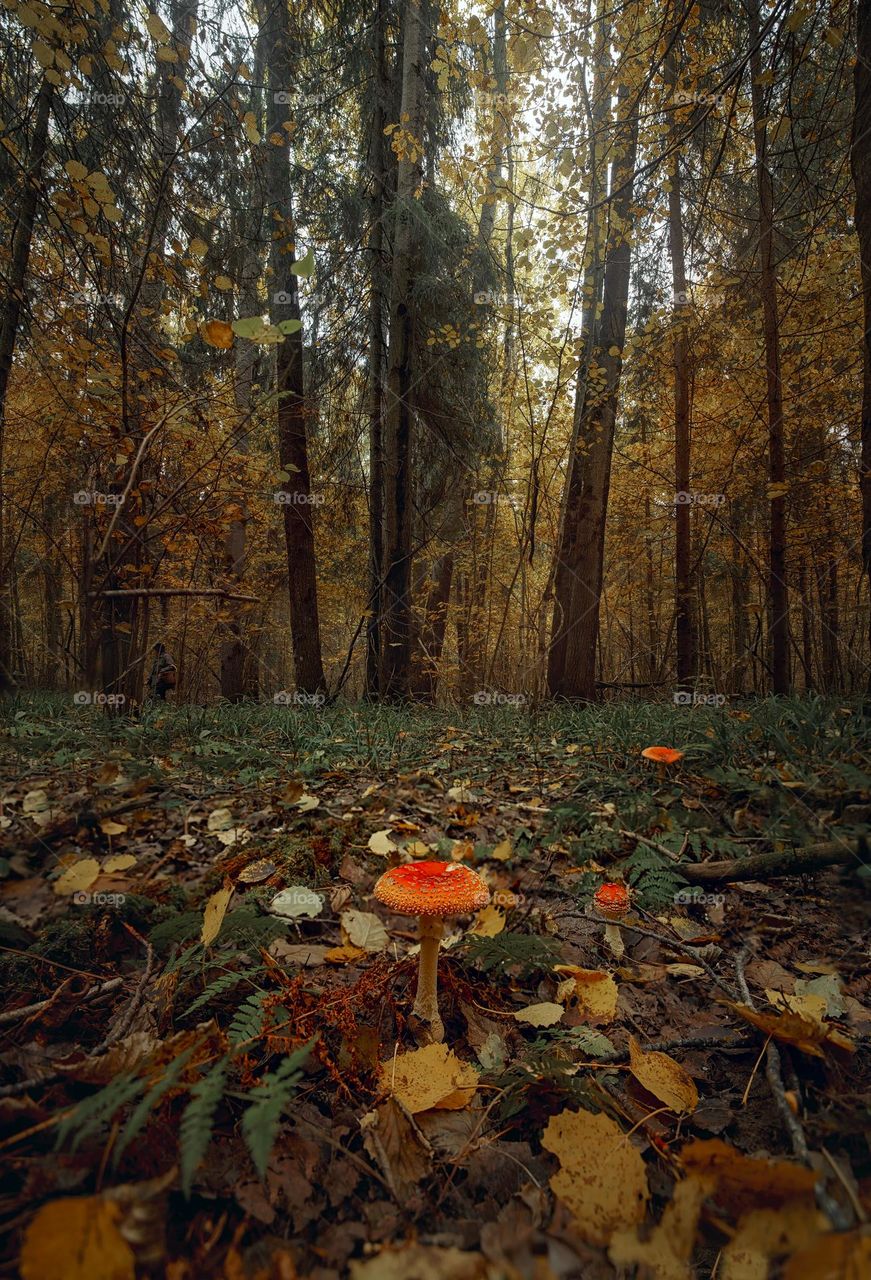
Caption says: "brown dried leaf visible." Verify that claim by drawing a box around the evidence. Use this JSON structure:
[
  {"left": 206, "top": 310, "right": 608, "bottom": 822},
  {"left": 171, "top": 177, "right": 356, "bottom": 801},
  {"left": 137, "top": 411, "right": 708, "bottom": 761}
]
[
  {"left": 359, "top": 1096, "right": 433, "bottom": 1200},
  {"left": 724, "top": 1001, "right": 855, "bottom": 1057},
  {"left": 782, "top": 1229, "right": 871, "bottom": 1279},
  {"left": 680, "top": 1139, "right": 818, "bottom": 1216}
]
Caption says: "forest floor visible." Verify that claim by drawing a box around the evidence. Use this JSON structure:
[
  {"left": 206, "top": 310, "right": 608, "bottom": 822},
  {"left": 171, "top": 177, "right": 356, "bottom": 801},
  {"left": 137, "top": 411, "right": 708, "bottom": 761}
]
[{"left": 0, "top": 695, "right": 870, "bottom": 1279}]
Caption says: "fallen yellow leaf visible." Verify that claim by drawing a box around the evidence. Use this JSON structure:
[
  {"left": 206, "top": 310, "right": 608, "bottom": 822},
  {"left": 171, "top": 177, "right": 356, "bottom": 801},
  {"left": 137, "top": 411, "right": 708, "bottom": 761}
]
[
  {"left": 470, "top": 905, "right": 505, "bottom": 937},
  {"left": 381, "top": 1043, "right": 478, "bottom": 1114},
  {"left": 610, "top": 1174, "right": 713, "bottom": 1279},
  {"left": 555, "top": 965, "right": 619, "bottom": 1023},
  {"left": 724, "top": 1001, "right": 855, "bottom": 1057},
  {"left": 20, "top": 1195, "right": 135, "bottom": 1280},
  {"left": 542, "top": 1108, "right": 649, "bottom": 1244},
  {"left": 54, "top": 858, "right": 101, "bottom": 896},
  {"left": 201, "top": 882, "right": 233, "bottom": 947},
  {"left": 721, "top": 1203, "right": 828, "bottom": 1280},
  {"left": 628, "top": 1036, "right": 698, "bottom": 1113},
  {"left": 680, "top": 1139, "right": 818, "bottom": 1216}
]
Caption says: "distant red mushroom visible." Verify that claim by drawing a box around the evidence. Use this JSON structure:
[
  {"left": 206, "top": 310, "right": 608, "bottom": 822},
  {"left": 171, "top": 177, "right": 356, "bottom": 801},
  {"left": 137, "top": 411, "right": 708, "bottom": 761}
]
[
  {"left": 593, "top": 881, "right": 631, "bottom": 958},
  {"left": 641, "top": 745, "right": 684, "bottom": 780},
  {"left": 374, "top": 861, "right": 490, "bottom": 1043}
]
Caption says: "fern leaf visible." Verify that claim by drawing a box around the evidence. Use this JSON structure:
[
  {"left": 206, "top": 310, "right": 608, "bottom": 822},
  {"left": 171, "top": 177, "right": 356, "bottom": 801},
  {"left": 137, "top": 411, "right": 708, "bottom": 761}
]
[
  {"left": 180, "top": 1055, "right": 230, "bottom": 1196},
  {"left": 184, "top": 967, "right": 262, "bottom": 1020},
  {"left": 113, "top": 1045, "right": 196, "bottom": 1166},
  {"left": 56, "top": 1073, "right": 146, "bottom": 1152},
  {"left": 228, "top": 990, "right": 269, "bottom": 1046},
  {"left": 242, "top": 1041, "right": 313, "bottom": 1178}
]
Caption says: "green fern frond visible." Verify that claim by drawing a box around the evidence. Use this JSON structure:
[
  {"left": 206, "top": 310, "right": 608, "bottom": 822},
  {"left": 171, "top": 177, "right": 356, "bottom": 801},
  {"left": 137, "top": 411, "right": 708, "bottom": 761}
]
[
  {"left": 461, "top": 932, "right": 561, "bottom": 978},
  {"left": 228, "top": 991, "right": 269, "bottom": 1047},
  {"left": 112, "top": 1045, "right": 196, "bottom": 1166},
  {"left": 184, "top": 967, "right": 263, "bottom": 1019},
  {"left": 242, "top": 1041, "right": 313, "bottom": 1178},
  {"left": 56, "top": 1073, "right": 146, "bottom": 1152},
  {"left": 180, "top": 1055, "right": 230, "bottom": 1197}
]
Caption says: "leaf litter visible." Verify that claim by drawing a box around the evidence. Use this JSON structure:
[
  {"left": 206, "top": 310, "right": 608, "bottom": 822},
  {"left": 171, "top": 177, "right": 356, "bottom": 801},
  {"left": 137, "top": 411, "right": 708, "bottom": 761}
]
[{"left": 0, "top": 700, "right": 870, "bottom": 1276}]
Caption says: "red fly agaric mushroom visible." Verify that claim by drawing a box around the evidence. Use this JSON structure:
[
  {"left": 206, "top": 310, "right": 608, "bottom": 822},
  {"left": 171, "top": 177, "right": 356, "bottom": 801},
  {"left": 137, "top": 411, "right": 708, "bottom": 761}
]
[
  {"left": 593, "top": 881, "right": 631, "bottom": 958},
  {"left": 374, "top": 861, "right": 490, "bottom": 1043},
  {"left": 641, "top": 745, "right": 684, "bottom": 780}
]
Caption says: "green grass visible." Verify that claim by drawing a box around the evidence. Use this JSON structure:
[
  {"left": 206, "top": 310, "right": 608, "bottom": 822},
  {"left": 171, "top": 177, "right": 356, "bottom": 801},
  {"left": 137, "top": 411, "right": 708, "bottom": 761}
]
[{"left": 2, "top": 691, "right": 869, "bottom": 787}]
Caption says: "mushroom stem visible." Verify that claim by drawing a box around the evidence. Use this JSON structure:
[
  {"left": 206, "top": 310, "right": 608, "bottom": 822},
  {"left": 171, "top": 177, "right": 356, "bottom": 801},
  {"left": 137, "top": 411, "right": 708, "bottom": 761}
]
[
  {"left": 603, "top": 922, "right": 625, "bottom": 958},
  {"left": 413, "top": 916, "right": 445, "bottom": 1042}
]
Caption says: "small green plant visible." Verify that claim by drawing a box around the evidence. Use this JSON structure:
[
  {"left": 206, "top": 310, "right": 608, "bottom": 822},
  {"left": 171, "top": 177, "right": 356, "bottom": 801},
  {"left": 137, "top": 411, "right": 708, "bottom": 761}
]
[{"left": 460, "top": 931, "right": 562, "bottom": 978}]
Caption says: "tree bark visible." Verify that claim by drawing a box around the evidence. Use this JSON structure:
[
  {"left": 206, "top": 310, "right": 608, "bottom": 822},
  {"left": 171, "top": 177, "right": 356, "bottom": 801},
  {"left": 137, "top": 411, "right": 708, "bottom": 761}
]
[
  {"left": 265, "top": 0, "right": 327, "bottom": 694},
  {"left": 748, "top": 0, "right": 790, "bottom": 694},
  {"left": 366, "top": 0, "right": 390, "bottom": 697},
  {"left": 0, "top": 76, "right": 53, "bottom": 691},
  {"left": 852, "top": 0, "right": 871, "bottom": 695},
  {"left": 666, "top": 47, "right": 695, "bottom": 690},
  {"left": 381, "top": 0, "right": 424, "bottom": 698},
  {"left": 547, "top": 2, "right": 609, "bottom": 695},
  {"left": 681, "top": 839, "right": 864, "bottom": 884},
  {"left": 548, "top": 86, "right": 639, "bottom": 700}
]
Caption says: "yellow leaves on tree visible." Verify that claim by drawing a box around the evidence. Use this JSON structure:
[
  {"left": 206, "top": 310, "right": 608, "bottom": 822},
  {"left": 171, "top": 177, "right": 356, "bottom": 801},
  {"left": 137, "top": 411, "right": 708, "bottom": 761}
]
[
  {"left": 199, "top": 320, "right": 234, "bottom": 350},
  {"left": 20, "top": 1196, "right": 135, "bottom": 1280},
  {"left": 541, "top": 1108, "right": 649, "bottom": 1244}
]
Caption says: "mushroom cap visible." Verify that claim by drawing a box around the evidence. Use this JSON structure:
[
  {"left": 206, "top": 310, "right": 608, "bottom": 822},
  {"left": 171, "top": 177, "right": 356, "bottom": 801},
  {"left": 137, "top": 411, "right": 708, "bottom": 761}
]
[
  {"left": 641, "top": 746, "right": 684, "bottom": 765},
  {"left": 593, "top": 881, "right": 630, "bottom": 920},
  {"left": 373, "top": 860, "right": 490, "bottom": 917}
]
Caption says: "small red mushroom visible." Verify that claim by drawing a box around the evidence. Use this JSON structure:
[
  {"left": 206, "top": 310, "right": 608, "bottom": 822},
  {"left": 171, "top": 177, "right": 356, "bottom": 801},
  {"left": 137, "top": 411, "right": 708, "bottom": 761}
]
[
  {"left": 374, "top": 860, "right": 490, "bottom": 1043},
  {"left": 593, "top": 881, "right": 630, "bottom": 957},
  {"left": 641, "top": 745, "right": 684, "bottom": 780}
]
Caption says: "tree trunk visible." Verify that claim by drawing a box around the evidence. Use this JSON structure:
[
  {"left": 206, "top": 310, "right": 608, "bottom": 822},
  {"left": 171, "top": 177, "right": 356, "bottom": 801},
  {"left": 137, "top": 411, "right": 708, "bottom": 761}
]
[
  {"left": 411, "top": 552, "right": 454, "bottom": 700},
  {"left": 222, "top": 18, "right": 268, "bottom": 702},
  {"left": 366, "top": 0, "right": 390, "bottom": 697},
  {"left": 666, "top": 47, "right": 695, "bottom": 690},
  {"left": 547, "top": 2, "right": 609, "bottom": 695},
  {"left": 548, "top": 85, "right": 639, "bottom": 700},
  {"left": 748, "top": 0, "right": 790, "bottom": 694},
  {"left": 852, "top": 0, "right": 871, "bottom": 695},
  {"left": 265, "top": 0, "right": 327, "bottom": 694},
  {"left": 381, "top": 0, "right": 424, "bottom": 698},
  {"left": 0, "top": 75, "right": 53, "bottom": 691}
]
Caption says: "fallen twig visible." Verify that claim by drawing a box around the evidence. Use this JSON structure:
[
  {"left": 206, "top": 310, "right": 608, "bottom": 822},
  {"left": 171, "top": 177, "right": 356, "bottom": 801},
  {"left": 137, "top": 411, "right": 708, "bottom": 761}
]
[
  {"left": 681, "top": 837, "right": 866, "bottom": 884},
  {"left": 735, "top": 942, "right": 852, "bottom": 1229},
  {"left": 0, "top": 977, "right": 124, "bottom": 1027}
]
